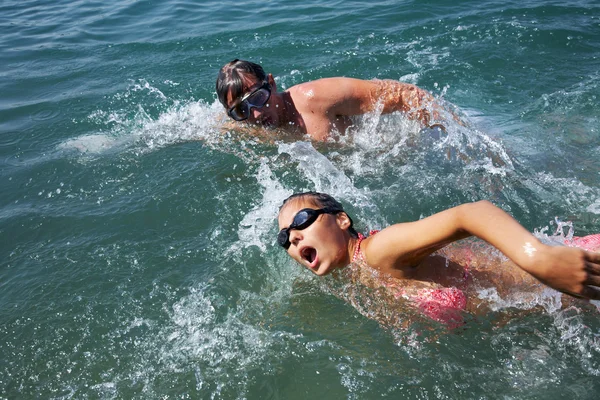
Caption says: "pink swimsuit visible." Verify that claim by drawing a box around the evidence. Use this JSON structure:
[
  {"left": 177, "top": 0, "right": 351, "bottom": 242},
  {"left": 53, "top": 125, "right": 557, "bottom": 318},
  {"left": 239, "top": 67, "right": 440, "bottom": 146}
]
[
  {"left": 352, "top": 231, "right": 468, "bottom": 328},
  {"left": 352, "top": 232, "right": 600, "bottom": 328},
  {"left": 565, "top": 234, "right": 600, "bottom": 252}
]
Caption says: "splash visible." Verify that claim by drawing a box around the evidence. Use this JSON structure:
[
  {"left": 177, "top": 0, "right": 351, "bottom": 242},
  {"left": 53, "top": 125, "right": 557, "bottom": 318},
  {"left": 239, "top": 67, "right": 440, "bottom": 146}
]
[
  {"left": 58, "top": 80, "right": 227, "bottom": 157},
  {"left": 237, "top": 159, "right": 292, "bottom": 251}
]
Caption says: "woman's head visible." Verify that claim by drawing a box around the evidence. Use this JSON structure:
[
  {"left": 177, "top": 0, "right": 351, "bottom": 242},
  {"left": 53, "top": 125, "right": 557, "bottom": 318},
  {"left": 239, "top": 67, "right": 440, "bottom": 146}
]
[{"left": 277, "top": 192, "right": 358, "bottom": 276}]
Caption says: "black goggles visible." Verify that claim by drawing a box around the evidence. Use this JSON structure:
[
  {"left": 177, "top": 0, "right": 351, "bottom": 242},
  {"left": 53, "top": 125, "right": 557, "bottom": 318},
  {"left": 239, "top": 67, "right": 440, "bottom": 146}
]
[
  {"left": 227, "top": 81, "right": 271, "bottom": 121},
  {"left": 277, "top": 207, "right": 341, "bottom": 250}
]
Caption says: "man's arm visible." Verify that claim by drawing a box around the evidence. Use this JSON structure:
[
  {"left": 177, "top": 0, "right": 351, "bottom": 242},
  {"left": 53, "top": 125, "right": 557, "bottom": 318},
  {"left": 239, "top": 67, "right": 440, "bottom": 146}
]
[
  {"left": 364, "top": 201, "right": 600, "bottom": 299},
  {"left": 296, "top": 77, "right": 440, "bottom": 126}
]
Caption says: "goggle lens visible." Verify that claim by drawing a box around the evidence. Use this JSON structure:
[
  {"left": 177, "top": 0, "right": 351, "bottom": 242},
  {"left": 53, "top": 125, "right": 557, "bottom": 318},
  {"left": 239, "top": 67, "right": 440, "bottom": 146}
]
[
  {"left": 277, "top": 207, "right": 339, "bottom": 249},
  {"left": 228, "top": 83, "right": 271, "bottom": 121}
]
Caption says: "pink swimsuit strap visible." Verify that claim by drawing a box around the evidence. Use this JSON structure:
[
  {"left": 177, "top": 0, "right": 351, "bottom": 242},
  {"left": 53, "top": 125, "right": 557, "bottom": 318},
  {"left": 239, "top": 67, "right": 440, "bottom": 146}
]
[{"left": 352, "top": 230, "right": 380, "bottom": 263}]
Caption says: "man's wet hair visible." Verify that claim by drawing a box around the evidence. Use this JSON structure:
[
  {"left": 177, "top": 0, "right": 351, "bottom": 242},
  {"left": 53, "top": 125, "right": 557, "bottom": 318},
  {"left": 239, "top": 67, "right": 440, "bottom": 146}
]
[
  {"left": 280, "top": 192, "right": 359, "bottom": 238},
  {"left": 216, "top": 59, "right": 267, "bottom": 108}
]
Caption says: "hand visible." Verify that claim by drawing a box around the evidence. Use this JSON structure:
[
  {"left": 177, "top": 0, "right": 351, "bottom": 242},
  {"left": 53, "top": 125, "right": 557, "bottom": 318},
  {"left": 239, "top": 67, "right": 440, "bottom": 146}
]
[{"left": 532, "top": 246, "right": 600, "bottom": 300}]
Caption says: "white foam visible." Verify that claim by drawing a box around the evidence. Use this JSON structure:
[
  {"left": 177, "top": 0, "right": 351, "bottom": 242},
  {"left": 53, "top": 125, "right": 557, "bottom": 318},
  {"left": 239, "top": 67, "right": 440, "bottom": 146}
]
[
  {"left": 59, "top": 133, "right": 121, "bottom": 154},
  {"left": 59, "top": 81, "right": 226, "bottom": 157},
  {"left": 276, "top": 141, "right": 380, "bottom": 218},
  {"left": 237, "top": 159, "right": 292, "bottom": 251},
  {"left": 477, "top": 287, "right": 563, "bottom": 314},
  {"left": 587, "top": 198, "right": 600, "bottom": 214}
]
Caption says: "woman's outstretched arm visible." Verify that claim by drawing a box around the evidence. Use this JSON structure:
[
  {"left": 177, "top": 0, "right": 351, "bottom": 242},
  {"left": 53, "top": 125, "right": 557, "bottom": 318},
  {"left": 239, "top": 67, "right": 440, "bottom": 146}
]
[{"left": 363, "top": 200, "right": 600, "bottom": 299}]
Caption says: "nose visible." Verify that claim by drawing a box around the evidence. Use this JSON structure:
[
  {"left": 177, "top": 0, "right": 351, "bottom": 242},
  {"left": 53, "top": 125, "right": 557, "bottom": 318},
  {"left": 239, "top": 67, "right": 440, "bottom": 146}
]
[
  {"left": 288, "top": 229, "right": 302, "bottom": 248},
  {"left": 250, "top": 106, "right": 263, "bottom": 121}
]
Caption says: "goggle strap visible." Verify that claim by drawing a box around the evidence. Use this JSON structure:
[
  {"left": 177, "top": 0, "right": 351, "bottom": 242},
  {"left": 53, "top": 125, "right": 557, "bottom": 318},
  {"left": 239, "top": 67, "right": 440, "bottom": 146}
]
[{"left": 277, "top": 207, "right": 342, "bottom": 249}]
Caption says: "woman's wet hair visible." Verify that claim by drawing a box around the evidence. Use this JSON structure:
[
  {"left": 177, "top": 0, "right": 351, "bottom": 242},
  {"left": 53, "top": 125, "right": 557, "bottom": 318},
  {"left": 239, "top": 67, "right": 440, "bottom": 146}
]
[
  {"left": 280, "top": 192, "right": 359, "bottom": 238},
  {"left": 216, "top": 59, "right": 267, "bottom": 108}
]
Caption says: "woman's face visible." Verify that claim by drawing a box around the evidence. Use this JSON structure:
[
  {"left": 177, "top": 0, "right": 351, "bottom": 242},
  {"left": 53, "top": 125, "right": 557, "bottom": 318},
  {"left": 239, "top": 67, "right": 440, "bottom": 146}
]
[{"left": 278, "top": 198, "right": 351, "bottom": 276}]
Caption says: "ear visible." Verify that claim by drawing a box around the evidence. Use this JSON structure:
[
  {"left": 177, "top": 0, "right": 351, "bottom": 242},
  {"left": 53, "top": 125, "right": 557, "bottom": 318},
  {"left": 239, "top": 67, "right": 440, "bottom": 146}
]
[
  {"left": 336, "top": 212, "right": 352, "bottom": 231},
  {"left": 267, "top": 73, "right": 277, "bottom": 92}
]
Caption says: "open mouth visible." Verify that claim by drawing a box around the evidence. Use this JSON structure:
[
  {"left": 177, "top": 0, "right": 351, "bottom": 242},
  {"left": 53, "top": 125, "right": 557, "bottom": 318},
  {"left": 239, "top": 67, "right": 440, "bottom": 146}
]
[{"left": 301, "top": 247, "right": 317, "bottom": 265}]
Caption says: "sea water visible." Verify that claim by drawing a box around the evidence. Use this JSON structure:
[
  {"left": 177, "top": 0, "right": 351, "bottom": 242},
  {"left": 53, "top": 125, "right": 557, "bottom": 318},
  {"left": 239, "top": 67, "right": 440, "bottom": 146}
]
[{"left": 1, "top": 0, "right": 599, "bottom": 398}]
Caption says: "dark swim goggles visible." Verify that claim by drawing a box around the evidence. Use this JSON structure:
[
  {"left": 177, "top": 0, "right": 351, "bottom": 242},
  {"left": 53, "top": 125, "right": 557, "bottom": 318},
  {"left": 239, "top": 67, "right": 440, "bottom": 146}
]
[
  {"left": 277, "top": 207, "right": 341, "bottom": 250},
  {"left": 227, "top": 81, "right": 271, "bottom": 121}
]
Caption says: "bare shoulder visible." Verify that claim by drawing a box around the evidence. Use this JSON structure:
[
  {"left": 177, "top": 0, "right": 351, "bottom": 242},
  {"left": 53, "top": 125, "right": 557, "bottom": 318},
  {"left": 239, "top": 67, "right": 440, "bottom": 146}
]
[
  {"left": 286, "top": 80, "right": 336, "bottom": 115},
  {"left": 290, "top": 77, "right": 376, "bottom": 98},
  {"left": 361, "top": 224, "right": 416, "bottom": 272},
  {"left": 290, "top": 77, "right": 381, "bottom": 118},
  {"left": 361, "top": 211, "right": 468, "bottom": 275}
]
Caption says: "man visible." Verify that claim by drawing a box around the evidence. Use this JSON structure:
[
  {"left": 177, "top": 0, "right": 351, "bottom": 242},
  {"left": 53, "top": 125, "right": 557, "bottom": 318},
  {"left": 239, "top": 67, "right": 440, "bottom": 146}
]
[{"left": 216, "top": 59, "right": 442, "bottom": 141}]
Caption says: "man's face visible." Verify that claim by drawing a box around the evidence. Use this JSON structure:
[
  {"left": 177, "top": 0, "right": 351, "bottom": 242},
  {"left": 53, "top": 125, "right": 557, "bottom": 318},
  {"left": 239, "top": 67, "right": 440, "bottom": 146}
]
[{"left": 226, "top": 75, "right": 280, "bottom": 128}]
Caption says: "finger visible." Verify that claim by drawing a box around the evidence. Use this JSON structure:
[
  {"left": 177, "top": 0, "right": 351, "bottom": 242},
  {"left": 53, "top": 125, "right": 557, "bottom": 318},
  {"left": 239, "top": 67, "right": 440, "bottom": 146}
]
[
  {"left": 584, "top": 250, "right": 600, "bottom": 263},
  {"left": 585, "top": 261, "right": 600, "bottom": 275},
  {"left": 580, "top": 285, "right": 600, "bottom": 301},
  {"left": 584, "top": 274, "right": 600, "bottom": 287}
]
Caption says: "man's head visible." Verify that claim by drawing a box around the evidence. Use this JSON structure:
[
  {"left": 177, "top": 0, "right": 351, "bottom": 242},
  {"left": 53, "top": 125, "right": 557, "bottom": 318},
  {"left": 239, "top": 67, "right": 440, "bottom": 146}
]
[
  {"left": 216, "top": 59, "right": 279, "bottom": 126},
  {"left": 216, "top": 59, "right": 266, "bottom": 109}
]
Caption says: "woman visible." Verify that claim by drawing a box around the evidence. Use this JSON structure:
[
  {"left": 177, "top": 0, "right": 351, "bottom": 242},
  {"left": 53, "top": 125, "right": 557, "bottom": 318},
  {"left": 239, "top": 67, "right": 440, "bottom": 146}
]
[{"left": 277, "top": 192, "right": 600, "bottom": 326}]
